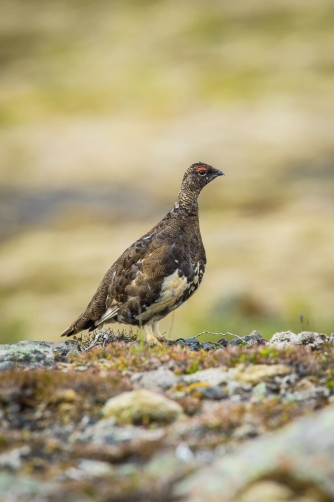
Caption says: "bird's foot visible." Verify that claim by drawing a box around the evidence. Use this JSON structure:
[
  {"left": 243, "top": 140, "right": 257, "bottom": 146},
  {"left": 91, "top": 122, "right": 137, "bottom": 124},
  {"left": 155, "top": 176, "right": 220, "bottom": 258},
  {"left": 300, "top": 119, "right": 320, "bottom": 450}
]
[
  {"left": 146, "top": 333, "right": 162, "bottom": 347},
  {"left": 156, "top": 335, "right": 175, "bottom": 345}
]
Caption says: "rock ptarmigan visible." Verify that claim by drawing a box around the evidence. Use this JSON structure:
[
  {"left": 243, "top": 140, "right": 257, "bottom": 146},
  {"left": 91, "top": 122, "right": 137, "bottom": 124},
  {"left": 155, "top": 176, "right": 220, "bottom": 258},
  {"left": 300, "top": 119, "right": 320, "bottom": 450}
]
[{"left": 61, "top": 162, "right": 224, "bottom": 344}]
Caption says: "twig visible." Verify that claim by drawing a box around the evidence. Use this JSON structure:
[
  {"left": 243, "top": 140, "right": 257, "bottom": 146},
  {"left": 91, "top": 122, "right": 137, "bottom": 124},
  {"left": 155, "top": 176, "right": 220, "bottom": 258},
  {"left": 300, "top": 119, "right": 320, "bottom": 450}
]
[
  {"left": 194, "top": 331, "right": 243, "bottom": 341},
  {"left": 82, "top": 332, "right": 110, "bottom": 352}
]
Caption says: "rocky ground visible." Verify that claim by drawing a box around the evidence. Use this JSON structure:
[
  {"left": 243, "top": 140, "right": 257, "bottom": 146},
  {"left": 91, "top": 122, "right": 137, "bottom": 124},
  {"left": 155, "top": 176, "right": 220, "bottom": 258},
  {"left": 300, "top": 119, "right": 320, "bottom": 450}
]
[{"left": 1, "top": 330, "right": 334, "bottom": 502}]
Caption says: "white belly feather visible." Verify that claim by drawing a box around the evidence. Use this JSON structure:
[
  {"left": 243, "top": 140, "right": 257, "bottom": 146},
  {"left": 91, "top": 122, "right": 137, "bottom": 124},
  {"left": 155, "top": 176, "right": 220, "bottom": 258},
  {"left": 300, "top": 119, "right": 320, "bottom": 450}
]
[{"left": 136, "top": 269, "right": 188, "bottom": 321}]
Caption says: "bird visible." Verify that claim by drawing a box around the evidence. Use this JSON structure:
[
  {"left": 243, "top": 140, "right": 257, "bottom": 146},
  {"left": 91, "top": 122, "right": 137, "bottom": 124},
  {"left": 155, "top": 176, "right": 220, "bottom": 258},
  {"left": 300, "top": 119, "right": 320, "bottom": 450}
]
[{"left": 61, "top": 162, "right": 224, "bottom": 345}]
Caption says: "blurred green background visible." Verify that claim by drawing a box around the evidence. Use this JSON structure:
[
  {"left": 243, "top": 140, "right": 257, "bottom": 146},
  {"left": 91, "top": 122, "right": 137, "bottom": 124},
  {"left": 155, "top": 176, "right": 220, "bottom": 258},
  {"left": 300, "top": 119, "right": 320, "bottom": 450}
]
[{"left": 0, "top": 0, "right": 334, "bottom": 343}]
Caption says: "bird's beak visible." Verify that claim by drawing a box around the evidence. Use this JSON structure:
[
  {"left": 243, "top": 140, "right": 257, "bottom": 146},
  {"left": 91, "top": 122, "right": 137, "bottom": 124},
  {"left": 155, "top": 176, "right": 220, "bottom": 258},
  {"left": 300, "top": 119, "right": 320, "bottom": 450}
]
[{"left": 215, "top": 169, "right": 225, "bottom": 176}]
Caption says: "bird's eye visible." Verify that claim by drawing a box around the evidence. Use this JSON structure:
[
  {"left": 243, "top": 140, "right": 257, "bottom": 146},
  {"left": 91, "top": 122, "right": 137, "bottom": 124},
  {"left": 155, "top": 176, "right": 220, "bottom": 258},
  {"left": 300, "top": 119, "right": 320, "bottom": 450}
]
[{"left": 198, "top": 169, "right": 206, "bottom": 176}]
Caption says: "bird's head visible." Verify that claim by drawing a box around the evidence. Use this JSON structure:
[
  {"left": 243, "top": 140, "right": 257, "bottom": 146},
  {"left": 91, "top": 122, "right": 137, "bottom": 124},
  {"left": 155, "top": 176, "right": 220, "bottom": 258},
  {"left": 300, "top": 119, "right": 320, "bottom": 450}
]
[{"left": 181, "top": 162, "right": 224, "bottom": 193}]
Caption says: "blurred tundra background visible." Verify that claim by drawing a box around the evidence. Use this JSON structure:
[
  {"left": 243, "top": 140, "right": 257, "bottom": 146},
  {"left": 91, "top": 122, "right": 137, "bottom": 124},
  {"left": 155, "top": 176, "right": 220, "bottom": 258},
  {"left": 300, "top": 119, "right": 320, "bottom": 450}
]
[{"left": 0, "top": 0, "right": 334, "bottom": 343}]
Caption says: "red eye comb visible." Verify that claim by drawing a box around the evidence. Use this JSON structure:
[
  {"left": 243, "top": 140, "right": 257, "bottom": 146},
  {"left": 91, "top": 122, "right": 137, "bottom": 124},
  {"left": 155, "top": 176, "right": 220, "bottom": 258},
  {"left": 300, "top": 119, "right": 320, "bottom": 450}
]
[{"left": 196, "top": 167, "right": 207, "bottom": 172}]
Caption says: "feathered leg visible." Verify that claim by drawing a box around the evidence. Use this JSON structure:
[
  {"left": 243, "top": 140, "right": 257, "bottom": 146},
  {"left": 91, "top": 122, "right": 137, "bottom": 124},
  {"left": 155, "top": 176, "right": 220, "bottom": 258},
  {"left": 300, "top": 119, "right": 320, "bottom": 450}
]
[
  {"left": 144, "top": 321, "right": 162, "bottom": 346},
  {"left": 153, "top": 320, "right": 174, "bottom": 343}
]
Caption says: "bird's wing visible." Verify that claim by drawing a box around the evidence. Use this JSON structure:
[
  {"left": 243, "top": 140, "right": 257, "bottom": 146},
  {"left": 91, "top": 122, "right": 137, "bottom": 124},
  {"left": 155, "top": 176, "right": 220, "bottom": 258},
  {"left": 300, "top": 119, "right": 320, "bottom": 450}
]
[
  {"left": 94, "top": 304, "right": 119, "bottom": 327},
  {"left": 106, "top": 235, "right": 179, "bottom": 303},
  {"left": 61, "top": 233, "right": 158, "bottom": 336},
  {"left": 105, "top": 230, "right": 193, "bottom": 323},
  {"left": 61, "top": 224, "right": 190, "bottom": 337}
]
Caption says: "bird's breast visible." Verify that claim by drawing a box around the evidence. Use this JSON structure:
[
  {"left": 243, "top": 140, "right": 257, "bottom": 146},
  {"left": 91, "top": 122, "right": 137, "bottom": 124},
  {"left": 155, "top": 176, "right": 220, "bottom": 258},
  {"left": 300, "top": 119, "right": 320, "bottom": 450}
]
[
  {"left": 136, "top": 268, "right": 188, "bottom": 321},
  {"left": 183, "top": 261, "right": 205, "bottom": 297}
]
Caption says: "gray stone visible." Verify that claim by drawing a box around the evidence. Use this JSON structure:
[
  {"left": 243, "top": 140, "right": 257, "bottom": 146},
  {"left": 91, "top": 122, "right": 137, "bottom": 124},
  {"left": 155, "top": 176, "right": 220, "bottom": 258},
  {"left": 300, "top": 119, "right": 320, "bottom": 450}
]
[
  {"left": 50, "top": 340, "right": 81, "bottom": 358},
  {"left": 269, "top": 331, "right": 298, "bottom": 349},
  {"left": 131, "top": 368, "right": 179, "bottom": 390},
  {"left": 0, "top": 447, "right": 31, "bottom": 471},
  {"left": 175, "top": 404, "right": 334, "bottom": 502},
  {"left": 188, "top": 385, "right": 228, "bottom": 400},
  {"left": 0, "top": 340, "right": 81, "bottom": 370},
  {"left": 175, "top": 442, "right": 194, "bottom": 463},
  {"left": 228, "top": 364, "right": 291, "bottom": 386},
  {"left": 145, "top": 451, "right": 196, "bottom": 480},
  {"left": 235, "top": 480, "right": 308, "bottom": 502},
  {"left": 244, "top": 330, "right": 267, "bottom": 346},
  {"left": 227, "top": 380, "right": 251, "bottom": 397},
  {"left": 0, "top": 361, "right": 14, "bottom": 372},
  {"left": 251, "top": 382, "right": 268, "bottom": 402},
  {"left": 292, "top": 378, "right": 330, "bottom": 401},
  {"left": 65, "top": 459, "right": 113, "bottom": 480},
  {"left": 0, "top": 472, "right": 52, "bottom": 500},
  {"left": 183, "top": 364, "right": 290, "bottom": 391},
  {"left": 295, "top": 331, "right": 328, "bottom": 350},
  {"left": 233, "top": 423, "right": 260, "bottom": 441},
  {"left": 280, "top": 373, "right": 299, "bottom": 391},
  {"left": 102, "top": 389, "right": 183, "bottom": 424},
  {"left": 182, "top": 368, "right": 229, "bottom": 386},
  {"left": 79, "top": 416, "right": 164, "bottom": 444},
  {"left": 270, "top": 331, "right": 331, "bottom": 350},
  {"left": 0, "top": 340, "right": 54, "bottom": 369}
]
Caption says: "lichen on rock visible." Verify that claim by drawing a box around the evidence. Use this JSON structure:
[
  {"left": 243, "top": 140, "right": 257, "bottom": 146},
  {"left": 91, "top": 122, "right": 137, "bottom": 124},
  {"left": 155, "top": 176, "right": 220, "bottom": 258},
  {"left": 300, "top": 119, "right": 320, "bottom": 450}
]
[
  {"left": 0, "top": 332, "right": 334, "bottom": 502},
  {"left": 102, "top": 388, "right": 183, "bottom": 424}
]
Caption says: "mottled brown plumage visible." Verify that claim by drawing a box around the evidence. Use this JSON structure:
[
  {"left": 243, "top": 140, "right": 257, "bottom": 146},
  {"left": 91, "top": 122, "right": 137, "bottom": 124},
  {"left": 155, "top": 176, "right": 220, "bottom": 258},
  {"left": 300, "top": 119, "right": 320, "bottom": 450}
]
[{"left": 61, "top": 162, "right": 224, "bottom": 344}]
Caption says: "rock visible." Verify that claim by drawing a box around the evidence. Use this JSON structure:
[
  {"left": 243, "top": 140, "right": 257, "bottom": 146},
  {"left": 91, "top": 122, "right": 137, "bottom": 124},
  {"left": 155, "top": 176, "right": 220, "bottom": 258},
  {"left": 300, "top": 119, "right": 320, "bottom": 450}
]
[
  {"left": 0, "top": 361, "right": 14, "bottom": 372},
  {"left": 80, "top": 416, "right": 164, "bottom": 444},
  {"left": 251, "top": 382, "right": 268, "bottom": 402},
  {"left": 227, "top": 381, "right": 252, "bottom": 401},
  {"left": 230, "top": 331, "right": 266, "bottom": 347},
  {"left": 182, "top": 368, "right": 229, "bottom": 386},
  {"left": 181, "top": 363, "right": 290, "bottom": 391},
  {"left": 229, "top": 364, "right": 291, "bottom": 386},
  {"left": 78, "top": 459, "right": 112, "bottom": 476},
  {"left": 235, "top": 480, "right": 317, "bottom": 502},
  {"left": 244, "top": 330, "right": 267, "bottom": 345},
  {"left": 291, "top": 378, "right": 330, "bottom": 402},
  {"left": 270, "top": 331, "right": 330, "bottom": 350},
  {"left": 131, "top": 368, "right": 179, "bottom": 391},
  {"left": 178, "top": 332, "right": 266, "bottom": 350},
  {"left": 175, "top": 442, "right": 194, "bottom": 463},
  {"left": 50, "top": 340, "right": 81, "bottom": 358},
  {"left": 176, "top": 337, "right": 203, "bottom": 351},
  {"left": 232, "top": 423, "right": 260, "bottom": 441},
  {"left": 188, "top": 385, "right": 228, "bottom": 400},
  {"left": 202, "top": 342, "right": 214, "bottom": 351},
  {"left": 0, "top": 473, "right": 52, "bottom": 501},
  {"left": 280, "top": 373, "right": 299, "bottom": 391},
  {"left": 0, "top": 341, "right": 54, "bottom": 369},
  {"left": 50, "top": 389, "right": 80, "bottom": 404},
  {"left": 144, "top": 452, "right": 196, "bottom": 486},
  {"left": 216, "top": 338, "right": 229, "bottom": 347},
  {"left": 268, "top": 331, "right": 298, "bottom": 349},
  {"left": 102, "top": 389, "right": 183, "bottom": 424},
  {"left": 175, "top": 404, "right": 334, "bottom": 502},
  {"left": 65, "top": 459, "right": 113, "bottom": 480},
  {"left": 229, "top": 338, "right": 246, "bottom": 346},
  {"left": 0, "top": 446, "right": 31, "bottom": 471},
  {"left": 0, "top": 340, "right": 81, "bottom": 370},
  {"left": 295, "top": 331, "right": 328, "bottom": 350}
]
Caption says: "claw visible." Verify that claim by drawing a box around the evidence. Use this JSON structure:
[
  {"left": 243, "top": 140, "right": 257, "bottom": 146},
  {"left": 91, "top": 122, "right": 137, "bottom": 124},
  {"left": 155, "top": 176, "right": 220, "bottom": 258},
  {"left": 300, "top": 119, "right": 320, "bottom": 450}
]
[
  {"left": 146, "top": 337, "right": 162, "bottom": 347},
  {"left": 157, "top": 335, "right": 175, "bottom": 344}
]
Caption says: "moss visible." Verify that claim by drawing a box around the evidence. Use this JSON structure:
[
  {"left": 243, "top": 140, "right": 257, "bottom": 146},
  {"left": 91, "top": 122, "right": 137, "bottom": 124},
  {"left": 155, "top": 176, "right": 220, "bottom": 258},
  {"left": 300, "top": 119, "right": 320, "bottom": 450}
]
[
  {"left": 258, "top": 347, "right": 280, "bottom": 359},
  {"left": 0, "top": 368, "right": 132, "bottom": 430},
  {"left": 0, "top": 337, "right": 333, "bottom": 498}
]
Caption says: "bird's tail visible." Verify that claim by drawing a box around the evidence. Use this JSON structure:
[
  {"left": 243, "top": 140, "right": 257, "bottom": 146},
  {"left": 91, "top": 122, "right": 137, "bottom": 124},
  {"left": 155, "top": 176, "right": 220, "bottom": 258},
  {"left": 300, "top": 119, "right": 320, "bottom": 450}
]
[
  {"left": 61, "top": 326, "right": 75, "bottom": 338},
  {"left": 60, "top": 314, "right": 94, "bottom": 337}
]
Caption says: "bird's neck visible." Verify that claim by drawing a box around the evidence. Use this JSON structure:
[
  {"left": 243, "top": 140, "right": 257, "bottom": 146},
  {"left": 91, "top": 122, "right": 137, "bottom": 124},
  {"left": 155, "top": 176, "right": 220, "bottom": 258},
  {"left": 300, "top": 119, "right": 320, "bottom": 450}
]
[{"left": 176, "top": 187, "right": 200, "bottom": 215}]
